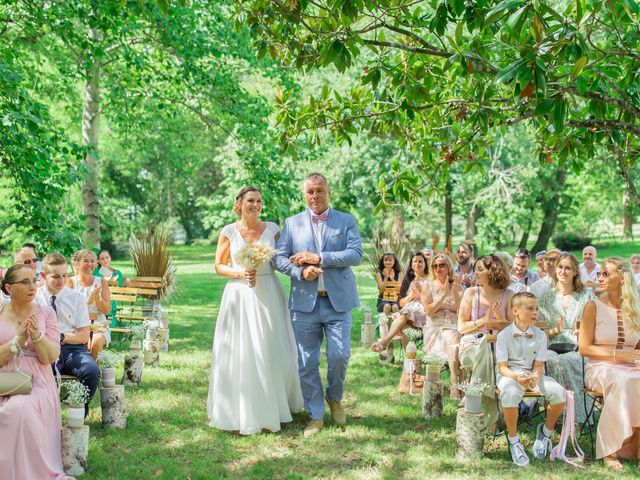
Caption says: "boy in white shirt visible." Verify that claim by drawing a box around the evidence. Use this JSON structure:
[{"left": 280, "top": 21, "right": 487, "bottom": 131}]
[
  {"left": 36, "top": 252, "right": 100, "bottom": 417},
  {"left": 496, "top": 292, "right": 566, "bottom": 467}
]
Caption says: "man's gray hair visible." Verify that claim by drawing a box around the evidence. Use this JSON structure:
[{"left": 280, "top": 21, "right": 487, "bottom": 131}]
[
  {"left": 302, "top": 172, "right": 329, "bottom": 190},
  {"left": 14, "top": 247, "right": 35, "bottom": 263}
]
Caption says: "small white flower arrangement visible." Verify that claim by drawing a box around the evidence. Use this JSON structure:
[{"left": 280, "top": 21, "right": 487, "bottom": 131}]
[
  {"left": 143, "top": 319, "right": 160, "bottom": 331},
  {"left": 97, "top": 350, "right": 121, "bottom": 369},
  {"left": 404, "top": 327, "right": 423, "bottom": 341},
  {"left": 422, "top": 352, "right": 448, "bottom": 366},
  {"left": 455, "top": 378, "right": 491, "bottom": 396},
  {"left": 236, "top": 243, "right": 276, "bottom": 270},
  {"left": 128, "top": 323, "right": 148, "bottom": 340},
  {"left": 62, "top": 380, "right": 90, "bottom": 406}
]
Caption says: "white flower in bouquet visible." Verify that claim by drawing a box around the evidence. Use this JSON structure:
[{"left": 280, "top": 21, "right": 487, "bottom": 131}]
[
  {"left": 97, "top": 350, "right": 121, "bottom": 369},
  {"left": 455, "top": 377, "right": 491, "bottom": 396},
  {"left": 422, "top": 352, "right": 448, "bottom": 366},
  {"left": 404, "top": 327, "right": 423, "bottom": 341},
  {"left": 143, "top": 319, "right": 160, "bottom": 331},
  {"left": 62, "top": 380, "right": 90, "bottom": 406},
  {"left": 236, "top": 243, "right": 277, "bottom": 270},
  {"left": 128, "top": 323, "right": 147, "bottom": 340}
]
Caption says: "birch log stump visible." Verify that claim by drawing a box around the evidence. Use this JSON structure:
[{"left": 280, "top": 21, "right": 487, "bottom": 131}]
[
  {"left": 455, "top": 410, "right": 485, "bottom": 460},
  {"left": 421, "top": 380, "right": 444, "bottom": 419},
  {"left": 360, "top": 323, "right": 376, "bottom": 348},
  {"left": 121, "top": 353, "right": 144, "bottom": 386},
  {"left": 158, "top": 327, "right": 169, "bottom": 353},
  {"left": 62, "top": 425, "right": 89, "bottom": 476},
  {"left": 100, "top": 385, "right": 126, "bottom": 429},
  {"left": 143, "top": 339, "right": 160, "bottom": 367}
]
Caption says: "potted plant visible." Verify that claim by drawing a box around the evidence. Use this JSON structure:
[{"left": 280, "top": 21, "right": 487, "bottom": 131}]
[
  {"left": 97, "top": 350, "right": 121, "bottom": 388},
  {"left": 456, "top": 378, "right": 491, "bottom": 414},
  {"left": 128, "top": 323, "right": 147, "bottom": 353},
  {"left": 62, "top": 381, "right": 89, "bottom": 428},
  {"left": 422, "top": 352, "right": 448, "bottom": 382}
]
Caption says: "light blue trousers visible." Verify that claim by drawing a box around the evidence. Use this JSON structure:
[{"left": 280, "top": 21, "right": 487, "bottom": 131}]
[{"left": 291, "top": 296, "right": 352, "bottom": 420}]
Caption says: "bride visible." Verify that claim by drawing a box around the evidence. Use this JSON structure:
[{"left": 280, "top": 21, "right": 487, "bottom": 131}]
[{"left": 207, "top": 186, "right": 303, "bottom": 434}]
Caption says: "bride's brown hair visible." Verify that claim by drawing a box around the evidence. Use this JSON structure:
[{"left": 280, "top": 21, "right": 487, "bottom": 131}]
[{"left": 233, "top": 186, "right": 262, "bottom": 216}]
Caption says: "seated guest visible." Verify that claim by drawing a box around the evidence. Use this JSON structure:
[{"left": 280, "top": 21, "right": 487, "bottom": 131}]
[
  {"left": 579, "top": 257, "right": 640, "bottom": 471},
  {"left": 70, "top": 249, "right": 111, "bottom": 358},
  {"left": 537, "top": 253, "right": 594, "bottom": 422},
  {"left": 511, "top": 248, "right": 539, "bottom": 291},
  {"left": 497, "top": 292, "right": 566, "bottom": 467},
  {"left": 496, "top": 252, "right": 526, "bottom": 293},
  {"left": 579, "top": 245, "right": 600, "bottom": 290},
  {"left": 631, "top": 254, "right": 640, "bottom": 285},
  {"left": 371, "top": 252, "right": 429, "bottom": 352},
  {"left": 95, "top": 249, "right": 124, "bottom": 327},
  {"left": 421, "top": 247, "right": 434, "bottom": 267},
  {"left": 535, "top": 251, "right": 547, "bottom": 279},
  {"left": 14, "top": 246, "right": 41, "bottom": 282},
  {"left": 36, "top": 252, "right": 100, "bottom": 417},
  {"left": 22, "top": 242, "right": 43, "bottom": 280},
  {"left": 454, "top": 242, "right": 475, "bottom": 289},
  {"left": 530, "top": 249, "right": 562, "bottom": 297},
  {"left": 421, "top": 253, "right": 463, "bottom": 397},
  {"left": 375, "top": 252, "right": 402, "bottom": 315},
  {"left": 0, "top": 265, "right": 72, "bottom": 479},
  {"left": 458, "top": 254, "right": 515, "bottom": 427}
]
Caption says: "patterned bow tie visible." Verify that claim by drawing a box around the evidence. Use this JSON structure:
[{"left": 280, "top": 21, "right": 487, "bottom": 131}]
[
  {"left": 312, "top": 213, "right": 328, "bottom": 223},
  {"left": 513, "top": 333, "right": 533, "bottom": 338}
]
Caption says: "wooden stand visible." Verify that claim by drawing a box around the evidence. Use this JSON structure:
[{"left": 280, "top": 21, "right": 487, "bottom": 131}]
[
  {"left": 455, "top": 409, "right": 485, "bottom": 460},
  {"left": 143, "top": 339, "right": 160, "bottom": 367},
  {"left": 62, "top": 425, "right": 89, "bottom": 476},
  {"left": 121, "top": 353, "right": 144, "bottom": 386},
  {"left": 100, "top": 385, "right": 127, "bottom": 429},
  {"left": 157, "top": 327, "right": 169, "bottom": 353},
  {"left": 421, "top": 380, "right": 444, "bottom": 419},
  {"left": 360, "top": 323, "right": 376, "bottom": 348}
]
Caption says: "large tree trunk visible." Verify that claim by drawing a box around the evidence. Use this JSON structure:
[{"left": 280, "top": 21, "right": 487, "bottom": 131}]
[
  {"left": 518, "top": 215, "right": 533, "bottom": 249},
  {"left": 531, "top": 167, "right": 567, "bottom": 254},
  {"left": 465, "top": 204, "right": 481, "bottom": 240},
  {"left": 623, "top": 187, "right": 634, "bottom": 240},
  {"left": 391, "top": 208, "right": 405, "bottom": 242},
  {"left": 445, "top": 179, "right": 453, "bottom": 244},
  {"left": 81, "top": 28, "right": 103, "bottom": 248}
]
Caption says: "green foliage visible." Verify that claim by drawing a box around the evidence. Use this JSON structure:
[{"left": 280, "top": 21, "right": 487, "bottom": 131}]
[{"left": 553, "top": 232, "right": 593, "bottom": 251}]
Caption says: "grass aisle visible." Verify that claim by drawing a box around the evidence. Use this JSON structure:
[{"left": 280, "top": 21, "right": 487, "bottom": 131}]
[{"left": 85, "top": 245, "right": 639, "bottom": 479}]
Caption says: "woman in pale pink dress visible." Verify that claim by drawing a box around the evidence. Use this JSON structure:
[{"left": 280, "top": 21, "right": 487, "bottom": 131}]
[
  {"left": 0, "top": 264, "right": 71, "bottom": 480},
  {"left": 579, "top": 256, "right": 640, "bottom": 471}
]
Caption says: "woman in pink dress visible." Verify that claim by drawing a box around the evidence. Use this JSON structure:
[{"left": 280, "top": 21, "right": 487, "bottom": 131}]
[
  {"left": 0, "top": 264, "right": 72, "bottom": 479},
  {"left": 579, "top": 256, "right": 640, "bottom": 471}
]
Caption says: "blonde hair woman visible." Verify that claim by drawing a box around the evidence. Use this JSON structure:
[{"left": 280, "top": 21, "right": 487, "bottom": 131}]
[{"left": 579, "top": 256, "right": 640, "bottom": 470}]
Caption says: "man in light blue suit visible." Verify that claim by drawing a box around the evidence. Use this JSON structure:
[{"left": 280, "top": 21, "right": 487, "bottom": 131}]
[{"left": 273, "top": 173, "right": 362, "bottom": 437}]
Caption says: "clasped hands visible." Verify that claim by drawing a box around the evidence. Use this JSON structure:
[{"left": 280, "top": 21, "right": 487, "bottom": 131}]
[
  {"left": 17, "top": 314, "right": 43, "bottom": 347},
  {"left": 474, "top": 302, "right": 506, "bottom": 329},
  {"left": 289, "top": 251, "right": 323, "bottom": 282},
  {"left": 516, "top": 371, "right": 540, "bottom": 390}
]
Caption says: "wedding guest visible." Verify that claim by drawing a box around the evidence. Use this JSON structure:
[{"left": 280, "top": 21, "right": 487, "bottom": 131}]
[
  {"left": 579, "top": 257, "right": 640, "bottom": 471},
  {"left": 421, "top": 253, "right": 464, "bottom": 397},
  {"left": 458, "top": 254, "right": 515, "bottom": 427},
  {"left": 631, "top": 254, "right": 640, "bottom": 285},
  {"left": 511, "top": 248, "right": 539, "bottom": 291},
  {"left": 69, "top": 249, "right": 111, "bottom": 358},
  {"left": 497, "top": 292, "right": 566, "bottom": 467},
  {"left": 22, "top": 242, "right": 43, "bottom": 279},
  {"left": 37, "top": 252, "right": 99, "bottom": 417},
  {"left": 496, "top": 252, "right": 526, "bottom": 293},
  {"left": 94, "top": 249, "right": 124, "bottom": 327},
  {"left": 0, "top": 264, "right": 73, "bottom": 480},
  {"left": 579, "top": 246, "right": 600, "bottom": 289},
  {"left": 14, "top": 246, "right": 41, "bottom": 281},
  {"left": 530, "top": 249, "right": 562, "bottom": 298},
  {"left": 537, "top": 253, "right": 594, "bottom": 422},
  {"left": 375, "top": 252, "right": 402, "bottom": 315},
  {"left": 421, "top": 247, "right": 434, "bottom": 266},
  {"left": 454, "top": 242, "right": 475, "bottom": 289},
  {"left": 535, "top": 251, "right": 547, "bottom": 278},
  {"left": 371, "top": 252, "right": 429, "bottom": 352}
]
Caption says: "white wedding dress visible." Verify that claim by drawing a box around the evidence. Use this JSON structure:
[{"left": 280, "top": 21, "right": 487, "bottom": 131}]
[{"left": 207, "top": 222, "right": 303, "bottom": 434}]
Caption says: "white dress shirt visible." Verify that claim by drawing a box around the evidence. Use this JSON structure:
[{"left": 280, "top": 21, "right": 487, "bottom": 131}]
[
  {"left": 35, "top": 285, "right": 90, "bottom": 334},
  {"left": 579, "top": 262, "right": 600, "bottom": 285},
  {"left": 310, "top": 208, "right": 328, "bottom": 292}
]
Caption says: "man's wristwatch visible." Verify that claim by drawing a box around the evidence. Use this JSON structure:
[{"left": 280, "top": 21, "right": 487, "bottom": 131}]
[{"left": 60, "top": 333, "right": 66, "bottom": 345}]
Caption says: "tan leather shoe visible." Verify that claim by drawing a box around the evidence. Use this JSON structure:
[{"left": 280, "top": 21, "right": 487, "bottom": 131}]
[
  {"left": 303, "top": 419, "right": 324, "bottom": 438},
  {"left": 325, "top": 395, "right": 346, "bottom": 425}
]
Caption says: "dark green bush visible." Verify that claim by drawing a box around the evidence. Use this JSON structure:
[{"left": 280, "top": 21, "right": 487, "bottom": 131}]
[{"left": 552, "top": 232, "right": 593, "bottom": 251}]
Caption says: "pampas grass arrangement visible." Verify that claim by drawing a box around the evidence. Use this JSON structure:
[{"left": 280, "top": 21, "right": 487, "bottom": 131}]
[{"left": 129, "top": 227, "right": 176, "bottom": 300}]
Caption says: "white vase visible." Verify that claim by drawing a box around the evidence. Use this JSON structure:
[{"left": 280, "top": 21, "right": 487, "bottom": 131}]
[
  {"left": 101, "top": 367, "right": 116, "bottom": 388},
  {"left": 67, "top": 405, "right": 85, "bottom": 429},
  {"left": 464, "top": 394, "right": 482, "bottom": 414},
  {"left": 130, "top": 341, "right": 142, "bottom": 354},
  {"left": 405, "top": 340, "right": 417, "bottom": 359},
  {"left": 159, "top": 310, "right": 169, "bottom": 329}
]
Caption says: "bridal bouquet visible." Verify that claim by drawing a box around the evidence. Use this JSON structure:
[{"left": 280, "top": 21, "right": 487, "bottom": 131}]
[{"left": 236, "top": 243, "right": 276, "bottom": 287}]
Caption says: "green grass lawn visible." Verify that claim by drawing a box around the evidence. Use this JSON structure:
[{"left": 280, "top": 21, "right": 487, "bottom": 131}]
[{"left": 81, "top": 244, "right": 640, "bottom": 479}]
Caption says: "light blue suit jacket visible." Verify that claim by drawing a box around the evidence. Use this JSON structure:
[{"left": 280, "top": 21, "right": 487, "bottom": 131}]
[{"left": 272, "top": 208, "right": 362, "bottom": 313}]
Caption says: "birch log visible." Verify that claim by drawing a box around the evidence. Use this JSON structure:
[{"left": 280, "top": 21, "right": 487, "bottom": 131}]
[
  {"left": 157, "top": 327, "right": 169, "bottom": 353},
  {"left": 143, "top": 339, "right": 160, "bottom": 367},
  {"left": 100, "top": 385, "right": 126, "bottom": 429},
  {"left": 360, "top": 323, "right": 376, "bottom": 348},
  {"left": 121, "top": 353, "right": 144, "bottom": 386},
  {"left": 62, "top": 425, "right": 89, "bottom": 476},
  {"left": 421, "top": 380, "right": 444, "bottom": 419},
  {"left": 455, "top": 409, "right": 485, "bottom": 461}
]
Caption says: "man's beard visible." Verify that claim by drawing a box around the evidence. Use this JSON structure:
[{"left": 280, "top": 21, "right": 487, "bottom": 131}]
[{"left": 458, "top": 257, "right": 469, "bottom": 266}]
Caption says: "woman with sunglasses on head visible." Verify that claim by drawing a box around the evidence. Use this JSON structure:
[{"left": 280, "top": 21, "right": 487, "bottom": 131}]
[
  {"left": 371, "top": 252, "right": 429, "bottom": 354},
  {"left": 458, "top": 254, "right": 515, "bottom": 427},
  {"left": 94, "top": 250, "right": 124, "bottom": 327},
  {"left": 579, "top": 257, "right": 640, "bottom": 471},
  {"left": 0, "top": 265, "right": 72, "bottom": 479},
  {"left": 422, "top": 253, "right": 464, "bottom": 397},
  {"left": 69, "top": 249, "right": 111, "bottom": 358}
]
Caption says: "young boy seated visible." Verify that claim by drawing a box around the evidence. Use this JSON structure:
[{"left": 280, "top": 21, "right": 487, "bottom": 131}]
[{"left": 496, "top": 292, "right": 566, "bottom": 467}]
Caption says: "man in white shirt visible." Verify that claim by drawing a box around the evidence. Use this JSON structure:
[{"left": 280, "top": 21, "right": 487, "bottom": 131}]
[
  {"left": 36, "top": 252, "right": 99, "bottom": 417},
  {"left": 579, "top": 246, "right": 600, "bottom": 289},
  {"left": 530, "top": 249, "right": 562, "bottom": 298}
]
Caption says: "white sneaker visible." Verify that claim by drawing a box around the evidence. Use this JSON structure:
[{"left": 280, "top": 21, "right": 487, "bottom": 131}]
[
  {"left": 509, "top": 440, "right": 530, "bottom": 467},
  {"left": 533, "top": 423, "right": 553, "bottom": 459}
]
